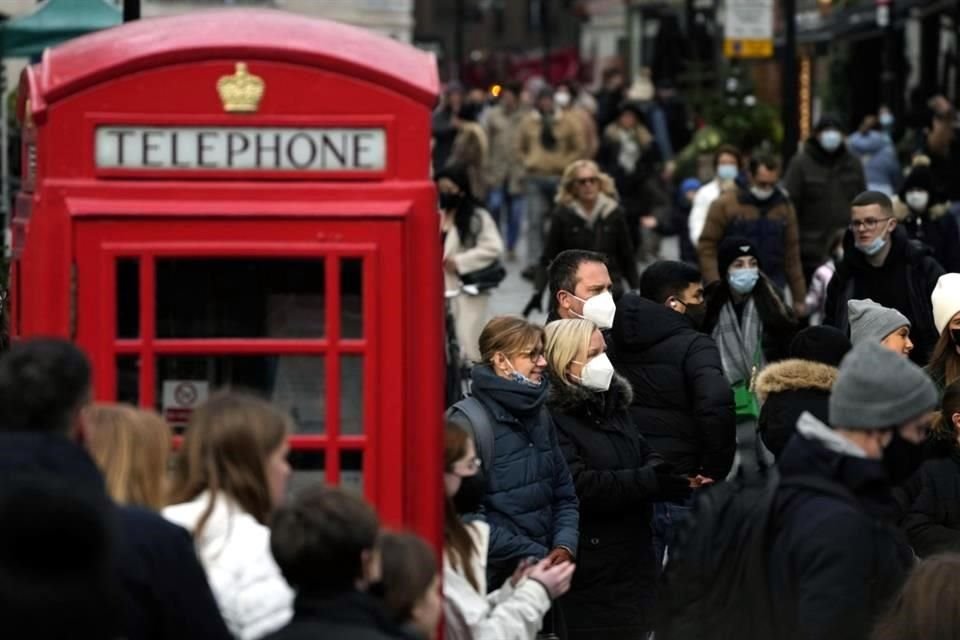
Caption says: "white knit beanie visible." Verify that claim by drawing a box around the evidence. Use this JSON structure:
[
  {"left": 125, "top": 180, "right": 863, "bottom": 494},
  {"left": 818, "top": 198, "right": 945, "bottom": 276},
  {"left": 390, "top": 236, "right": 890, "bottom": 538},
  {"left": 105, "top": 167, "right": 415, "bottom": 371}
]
[{"left": 932, "top": 273, "right": 960, "bottom": 335}]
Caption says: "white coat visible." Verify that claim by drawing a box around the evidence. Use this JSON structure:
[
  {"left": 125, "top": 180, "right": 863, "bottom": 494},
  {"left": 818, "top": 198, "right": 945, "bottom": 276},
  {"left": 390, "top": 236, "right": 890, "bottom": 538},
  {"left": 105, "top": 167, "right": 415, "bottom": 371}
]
[
  {"left": 164, "top": 492, "right": 294, "bottom": 640},
  {"left": 444, "top": 520, "right": 552, "bottom": 640},
  {"left": 442, "top": 207, "right": 504, "bottom": 363}
]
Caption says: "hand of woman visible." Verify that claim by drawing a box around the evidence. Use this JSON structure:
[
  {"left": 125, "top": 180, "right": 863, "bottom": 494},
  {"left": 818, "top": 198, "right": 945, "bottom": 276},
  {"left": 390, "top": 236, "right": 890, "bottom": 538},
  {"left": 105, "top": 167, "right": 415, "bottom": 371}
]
[
  {"left": 510, "top": 557, "right": 537, "bottom": 587},
  {"left": 527, "top": 558, "right": 576, "bottom": 599}
]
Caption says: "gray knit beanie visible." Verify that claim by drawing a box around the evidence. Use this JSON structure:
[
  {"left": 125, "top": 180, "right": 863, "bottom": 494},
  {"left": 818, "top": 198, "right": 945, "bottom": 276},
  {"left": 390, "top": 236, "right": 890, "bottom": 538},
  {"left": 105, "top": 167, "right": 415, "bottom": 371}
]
[
  {"left": 847, "top": 299, "right": 911, "bottom": 345},
  {"left": 829, "top": 342, "right": 938, "bottom": 430}
]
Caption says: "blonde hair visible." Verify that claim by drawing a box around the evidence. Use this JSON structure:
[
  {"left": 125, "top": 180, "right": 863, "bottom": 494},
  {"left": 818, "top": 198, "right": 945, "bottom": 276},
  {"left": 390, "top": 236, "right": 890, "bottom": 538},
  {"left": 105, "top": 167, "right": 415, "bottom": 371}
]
[
  {"left": 478, "top": 316, "right": 545, "bottom": 364},
  {"left": 544, "top": 319, "right": 596, "bottom": 388},
  {"left": 556, "top": 159, "right": 618, "bottom": 206},
  {"left": 85, "top": 404, "right": 173, "bottom": 510}
]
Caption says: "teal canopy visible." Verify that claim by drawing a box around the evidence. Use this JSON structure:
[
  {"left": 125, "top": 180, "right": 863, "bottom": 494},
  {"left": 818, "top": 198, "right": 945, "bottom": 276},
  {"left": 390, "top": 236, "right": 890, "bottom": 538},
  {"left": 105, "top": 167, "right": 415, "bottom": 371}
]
[{"left": 0, "top": 0, "right": 121, "bottom": 59}]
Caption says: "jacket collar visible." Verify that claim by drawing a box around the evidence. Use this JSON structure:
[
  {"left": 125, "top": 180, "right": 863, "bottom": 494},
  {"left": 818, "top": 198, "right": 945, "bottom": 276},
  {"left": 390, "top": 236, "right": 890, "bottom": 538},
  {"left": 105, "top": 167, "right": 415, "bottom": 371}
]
[
  {"left": 293, "top": 590, "right": 413, "bottom": 638},
  {"left": 754, "top": 359, "right": 838, "bottom": 403},
  {"left": 470, "top": 364, "right": 548, "bottom": 422},
  {"left": 796, "top": 412, "right": 867, "bottom": 458},
  {"left": 569, "top": 192, "right": 617, "bottom": 223},
  {"left": 546, "top": 372, "right": 633, "bottom": 417}
]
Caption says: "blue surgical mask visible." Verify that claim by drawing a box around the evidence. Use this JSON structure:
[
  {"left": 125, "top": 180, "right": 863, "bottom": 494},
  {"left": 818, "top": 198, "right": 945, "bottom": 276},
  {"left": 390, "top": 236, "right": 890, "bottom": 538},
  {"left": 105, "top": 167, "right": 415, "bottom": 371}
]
[
  {"left": 819, "top": 130, "right": 844, "bottom": 153},
  {"left": 879, "top": 113, "right": 894, "bottom": 128},
  {"left": 729, "top": 267, "right": 759, "bottom": 294},
  {"left": 857, "top": 235, "right": 888, "bottom": 256},
  {"left": 716, "top": 164, "right": 738, "bottom": 181},
  {"left": 505, "top": 359, "right": 542, "bottom": 388}
]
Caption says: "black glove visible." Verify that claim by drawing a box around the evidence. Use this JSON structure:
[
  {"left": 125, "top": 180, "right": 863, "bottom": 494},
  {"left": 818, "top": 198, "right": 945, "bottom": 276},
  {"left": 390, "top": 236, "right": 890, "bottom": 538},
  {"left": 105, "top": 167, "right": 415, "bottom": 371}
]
[
  {"left": 522, "top": 291, "right": 543, "bottom": 318},
  {"left": 654, "top": 469, "right": 693, "bottom": 503}
]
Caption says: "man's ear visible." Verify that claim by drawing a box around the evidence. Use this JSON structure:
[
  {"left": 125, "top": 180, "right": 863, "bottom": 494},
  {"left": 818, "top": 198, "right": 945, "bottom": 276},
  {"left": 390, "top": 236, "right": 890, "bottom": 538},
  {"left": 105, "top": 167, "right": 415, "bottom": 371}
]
[
  {"left": 72, "top": 409, "right": 89, "bottom": 446},
  {"left": 556, "top": 290, "right": 572, "bottom": 310}
]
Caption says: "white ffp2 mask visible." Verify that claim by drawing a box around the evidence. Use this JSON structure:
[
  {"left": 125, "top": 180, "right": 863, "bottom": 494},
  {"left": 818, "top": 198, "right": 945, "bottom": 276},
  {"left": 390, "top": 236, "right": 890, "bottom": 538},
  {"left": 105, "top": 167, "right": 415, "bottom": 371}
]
[
  {"left": 571, "top": 291, "right": 616, "bottom": 330},
  {"left": 573, "top": 353, "right": 615, "bottom": 391}
]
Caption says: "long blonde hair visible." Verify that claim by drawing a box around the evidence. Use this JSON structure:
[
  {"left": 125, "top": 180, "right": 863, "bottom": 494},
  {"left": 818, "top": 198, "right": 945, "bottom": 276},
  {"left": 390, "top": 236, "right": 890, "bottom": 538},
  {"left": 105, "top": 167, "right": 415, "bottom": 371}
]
[
  {"left": 85, "top": 404, "right": 173, "bottom": 510},
  {"left": 544, "top": 319, "right": 596, "bottom": 388},
  {"left": 555, "top": 159, "right": 618, "bottom": 207}
]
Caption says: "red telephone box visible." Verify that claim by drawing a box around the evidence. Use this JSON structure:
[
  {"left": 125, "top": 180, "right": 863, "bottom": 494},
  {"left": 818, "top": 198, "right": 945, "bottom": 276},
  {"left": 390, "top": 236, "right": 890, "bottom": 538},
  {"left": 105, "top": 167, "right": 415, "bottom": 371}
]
[{"left": 9, "top": 9, "right": 443, "bottom": 542}]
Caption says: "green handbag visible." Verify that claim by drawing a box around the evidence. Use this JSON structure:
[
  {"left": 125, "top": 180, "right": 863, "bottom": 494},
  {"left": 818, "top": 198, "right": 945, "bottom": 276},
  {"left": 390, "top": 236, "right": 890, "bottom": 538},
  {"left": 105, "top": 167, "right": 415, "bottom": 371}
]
[{"left": 732, "top": 335, "right": 763, "bottom": 423}]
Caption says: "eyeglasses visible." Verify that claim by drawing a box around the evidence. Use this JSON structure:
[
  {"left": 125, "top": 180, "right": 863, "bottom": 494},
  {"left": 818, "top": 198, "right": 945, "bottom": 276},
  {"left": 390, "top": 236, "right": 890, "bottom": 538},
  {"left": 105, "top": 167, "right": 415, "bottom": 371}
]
[
  {"left": 574, "top": 176, "right": 599, "bottom": 186},
  {"left": 518, "top": 348, "right": 545, "bottom": 362},
  {"left": 849, "top": 217, "right": 892, "bottom": 231},
  {"left": 449, "top": 456, "right": 482, "bottom": 474}
]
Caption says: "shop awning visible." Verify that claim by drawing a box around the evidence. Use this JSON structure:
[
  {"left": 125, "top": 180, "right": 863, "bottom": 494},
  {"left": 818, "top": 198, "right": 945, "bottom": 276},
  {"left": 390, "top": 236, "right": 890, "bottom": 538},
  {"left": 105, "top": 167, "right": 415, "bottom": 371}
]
[{"left": 0, "top": 0, "right": 121, "bottom": 59}]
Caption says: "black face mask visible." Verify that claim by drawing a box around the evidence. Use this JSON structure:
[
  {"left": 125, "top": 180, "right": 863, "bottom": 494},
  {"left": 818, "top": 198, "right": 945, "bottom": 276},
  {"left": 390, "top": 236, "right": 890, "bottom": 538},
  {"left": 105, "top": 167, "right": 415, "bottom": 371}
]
[
  {"left": 452, "top": 472, "right": 487, "bottom": 515},
  {"left": 439, "top": 192, "right": 463, "bottom": 211},
  {"left": 883, "top": 430, "right": 926, "bottom": 487},
  {"left": 684, "top": 302, "right": 707, "bottom": 329},
  {"left": 951, "top": 328, "right": 960, "bottom": 347}
]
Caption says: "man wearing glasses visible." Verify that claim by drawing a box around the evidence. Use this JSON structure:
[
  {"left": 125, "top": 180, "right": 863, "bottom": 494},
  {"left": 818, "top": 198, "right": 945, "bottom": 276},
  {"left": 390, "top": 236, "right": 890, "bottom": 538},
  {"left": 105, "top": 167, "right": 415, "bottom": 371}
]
[{"left": 824, "top": 190, "right": 944, "bottom": 364}]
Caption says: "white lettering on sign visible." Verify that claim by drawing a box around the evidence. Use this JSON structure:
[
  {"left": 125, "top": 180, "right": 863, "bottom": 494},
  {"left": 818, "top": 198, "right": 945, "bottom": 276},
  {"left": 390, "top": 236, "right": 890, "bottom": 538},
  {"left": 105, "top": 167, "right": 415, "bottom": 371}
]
[{"left": 95, "top": 126, "right": 386, "bottom": 171}]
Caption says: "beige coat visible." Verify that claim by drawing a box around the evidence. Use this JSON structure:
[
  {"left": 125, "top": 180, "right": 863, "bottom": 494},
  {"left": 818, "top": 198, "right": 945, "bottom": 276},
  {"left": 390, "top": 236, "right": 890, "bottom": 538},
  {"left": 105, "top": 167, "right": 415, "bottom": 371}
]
[
  {"left": 443, "top": 207, "right": 504, "bottom": 362},
  {"left": 517, "top": 109, "right": 588, "bottom": 177},
  {"left": 484, "top": 104, "right": 528, "bottom": 194}
]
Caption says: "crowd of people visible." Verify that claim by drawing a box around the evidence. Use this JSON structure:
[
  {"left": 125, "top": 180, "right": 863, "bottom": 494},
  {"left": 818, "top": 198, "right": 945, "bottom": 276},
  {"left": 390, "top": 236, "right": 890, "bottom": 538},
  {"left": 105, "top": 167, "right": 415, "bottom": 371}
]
[
  {"left": 6, "top": 76, "right": 960, "bottom": 640},
  {"left": 438, "top": 79, "right": 960, "bottom": 640}
]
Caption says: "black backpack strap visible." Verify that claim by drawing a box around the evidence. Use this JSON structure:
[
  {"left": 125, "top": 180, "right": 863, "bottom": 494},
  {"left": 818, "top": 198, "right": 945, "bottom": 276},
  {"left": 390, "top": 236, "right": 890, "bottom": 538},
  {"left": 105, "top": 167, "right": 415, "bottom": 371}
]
[{"left": 445, "top": 397, "right": 495, "bottom": 469}]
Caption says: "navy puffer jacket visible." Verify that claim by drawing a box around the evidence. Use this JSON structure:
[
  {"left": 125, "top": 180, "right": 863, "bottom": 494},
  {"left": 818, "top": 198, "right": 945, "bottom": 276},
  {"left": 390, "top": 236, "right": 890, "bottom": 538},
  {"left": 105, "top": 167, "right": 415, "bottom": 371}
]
[{"left": 450, "top": 365, "right": 580, "bottom": 585}]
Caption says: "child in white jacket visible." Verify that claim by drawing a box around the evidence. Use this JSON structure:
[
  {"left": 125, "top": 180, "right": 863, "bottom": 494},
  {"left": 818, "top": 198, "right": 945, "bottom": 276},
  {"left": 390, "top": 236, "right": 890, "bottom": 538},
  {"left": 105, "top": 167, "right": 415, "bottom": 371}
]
[
  {"left": 443, "top": 422, "right": 574, "bottom": 640},
  {"left": 164, "top": 393, "right": 295, "bottom": 640}
]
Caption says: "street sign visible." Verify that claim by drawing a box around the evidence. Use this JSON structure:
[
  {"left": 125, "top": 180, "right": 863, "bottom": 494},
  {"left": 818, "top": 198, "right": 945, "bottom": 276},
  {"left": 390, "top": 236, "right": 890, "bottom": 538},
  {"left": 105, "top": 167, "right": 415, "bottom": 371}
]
[{"left": 723, "top": 0, "right": 774, "bottom": 59}]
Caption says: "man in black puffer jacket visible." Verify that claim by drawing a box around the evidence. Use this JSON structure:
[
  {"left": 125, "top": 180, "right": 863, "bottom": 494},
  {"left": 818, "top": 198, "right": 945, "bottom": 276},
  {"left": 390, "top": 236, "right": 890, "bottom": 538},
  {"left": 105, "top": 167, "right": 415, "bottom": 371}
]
[{"left": 610, "top": 261, "right": 735, "bottom": 564}]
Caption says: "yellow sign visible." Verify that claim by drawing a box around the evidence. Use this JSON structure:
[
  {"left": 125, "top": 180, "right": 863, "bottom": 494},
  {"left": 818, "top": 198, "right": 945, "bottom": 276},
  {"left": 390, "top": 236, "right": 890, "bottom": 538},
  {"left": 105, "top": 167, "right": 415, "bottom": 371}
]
[{"left": 723, "top": 39, "right": 774, "bottom": 58}]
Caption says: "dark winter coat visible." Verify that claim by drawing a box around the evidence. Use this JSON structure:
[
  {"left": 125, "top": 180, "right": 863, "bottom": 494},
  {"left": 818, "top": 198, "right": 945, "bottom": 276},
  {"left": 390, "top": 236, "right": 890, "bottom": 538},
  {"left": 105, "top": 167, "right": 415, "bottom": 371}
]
[
  {"left": 263, "top": 592, "right": 417, "bottom": 640},
  {"left": 782, "top": 138, "right": 866, "bottom": 271},
  {"left": 703, "top": 275, "right": 799, "bottom": 366},
  {"left": 535, "top": 194, "right": 641, "bottom": 296},
  {"left": 547, "top": 373, "right": 661, "bottom": 638},
  {"left": 769, "top": 416, "right": 913, "bottom": 640},
  {"left": 824, "top": 226, "right": 944, "bottom": 365},
  {"left": 0, "top": 432, "right": 232, "bottom": 640},
  {"left": 902, "top": 439, "right": 960, "bottom": 558},
  {"left": 450, "top": 365, "right": 580, "bottom": 584},
  {"left": 754, "top": 359, "right": 837, "bottom": 460},
  {"left": 610, "top": 293, "right": 736, "bottom": 480},
  {"left": 698, "top": 182, "right": 806, "bottom": 304},
  {"left": 899, "top": 201, "right": 960, "bottom": 274}
]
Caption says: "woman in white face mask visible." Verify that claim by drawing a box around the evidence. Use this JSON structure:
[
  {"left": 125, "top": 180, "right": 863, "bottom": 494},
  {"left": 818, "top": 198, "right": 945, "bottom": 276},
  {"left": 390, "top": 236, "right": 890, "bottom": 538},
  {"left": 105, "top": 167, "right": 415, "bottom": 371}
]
[
  {"left": 897, "top": 156, "right": 960, "bottom": 274},
  {"left": 543, "top": 318, "right": 692, "bottom": 639},
  {"left": 701, "top": 237, "right": 798, "bottom": 475}
]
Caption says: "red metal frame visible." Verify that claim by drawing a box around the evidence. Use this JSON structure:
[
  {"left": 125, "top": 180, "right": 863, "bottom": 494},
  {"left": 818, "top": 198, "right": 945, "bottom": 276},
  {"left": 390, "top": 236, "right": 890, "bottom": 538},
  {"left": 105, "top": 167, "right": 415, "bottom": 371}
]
[{"left": 12, "top": 9, "right": 443, "bottom": 543}]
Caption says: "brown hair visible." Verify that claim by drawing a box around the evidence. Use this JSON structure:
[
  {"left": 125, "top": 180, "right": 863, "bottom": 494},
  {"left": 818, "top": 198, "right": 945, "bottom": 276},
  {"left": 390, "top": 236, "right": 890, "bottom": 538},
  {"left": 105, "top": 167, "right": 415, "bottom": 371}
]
[
  {"left": 478, "top": 316, "right": 545, "bottom": 365},
  {"left": 86, "top": 404, "right": 172, "bottom": 510},
  {"left": 872, "top": 553, "right": 960, "bottom": 640},
  {"left": 168, "top": 392, "right": 291, "bottom": 537},
  {"left": 271, "top": 484, "right": 380, "bottom": 593},
  {"left": 931, "top": 378, "right": 960, "bottom": 441},
  {"left": 927, "top": 328, "right": 960, "bottom": 390},
  {"left": 379, "top": 531, "right": 439, "bottom": 625},
  {"left": 714, "top": 144, "right": 742, "bottom": 168},
  {"left": 444, "top": 421, "right": 480, "bottom": 591}
]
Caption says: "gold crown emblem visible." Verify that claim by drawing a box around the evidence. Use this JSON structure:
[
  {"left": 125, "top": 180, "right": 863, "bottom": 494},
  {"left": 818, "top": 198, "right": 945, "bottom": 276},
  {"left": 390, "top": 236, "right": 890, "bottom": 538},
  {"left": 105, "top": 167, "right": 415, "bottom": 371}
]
[{"left": 217, "top": 62, "right": 264, "bottom": 113}]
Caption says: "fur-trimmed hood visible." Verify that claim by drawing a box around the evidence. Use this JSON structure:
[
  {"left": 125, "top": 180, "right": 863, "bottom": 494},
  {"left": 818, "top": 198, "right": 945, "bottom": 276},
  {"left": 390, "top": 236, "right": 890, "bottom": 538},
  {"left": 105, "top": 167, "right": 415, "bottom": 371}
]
[
  {"left": 547, "top": 370, "right": 634, "bottom": 417},
  {"left": 754, "top": 358, "right": 838, "bottom": 403}
]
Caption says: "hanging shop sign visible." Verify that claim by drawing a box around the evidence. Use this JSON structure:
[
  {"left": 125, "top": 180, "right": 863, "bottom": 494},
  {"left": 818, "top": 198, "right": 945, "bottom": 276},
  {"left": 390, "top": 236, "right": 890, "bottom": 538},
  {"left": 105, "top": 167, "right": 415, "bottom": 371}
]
[{"left": 723, "top": 0, "right": 774, "bottom": 59}]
